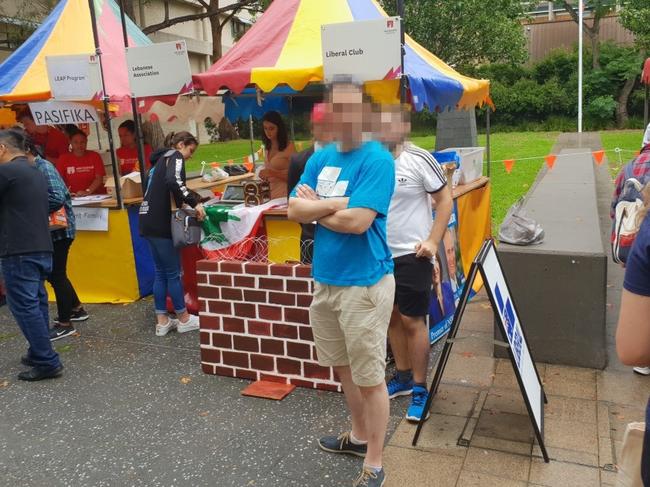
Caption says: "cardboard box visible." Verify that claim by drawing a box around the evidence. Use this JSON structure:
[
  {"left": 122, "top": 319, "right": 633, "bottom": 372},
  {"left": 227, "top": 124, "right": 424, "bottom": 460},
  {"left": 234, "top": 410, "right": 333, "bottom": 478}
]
[{"left": 105, "top": 172, "right": 143, "bottom": 200}]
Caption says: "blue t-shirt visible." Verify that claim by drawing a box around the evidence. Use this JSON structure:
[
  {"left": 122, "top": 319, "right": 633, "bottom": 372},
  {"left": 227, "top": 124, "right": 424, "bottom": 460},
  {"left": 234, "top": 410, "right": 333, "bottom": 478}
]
[
  {"left": 624, "top": 213, "right": 650, "bottom": 296},
  {"left": 292, "top": 141, "right": 395, "bottom": 286}
]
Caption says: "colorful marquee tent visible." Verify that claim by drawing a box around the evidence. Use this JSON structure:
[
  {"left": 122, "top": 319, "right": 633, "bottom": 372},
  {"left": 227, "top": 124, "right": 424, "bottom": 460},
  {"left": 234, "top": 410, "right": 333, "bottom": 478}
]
[
  {"left": 193, "top": 0, "right": 491, "bottom": 112},
  {"left": 0, "top": 0, "right": 151, "bottom": 114}
]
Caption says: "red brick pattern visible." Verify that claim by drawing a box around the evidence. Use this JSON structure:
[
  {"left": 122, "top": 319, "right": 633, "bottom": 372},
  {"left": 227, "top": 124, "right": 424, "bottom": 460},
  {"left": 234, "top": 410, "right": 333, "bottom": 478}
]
[{"left": 197, "top": 260, "right": 341, "bottom": 392}]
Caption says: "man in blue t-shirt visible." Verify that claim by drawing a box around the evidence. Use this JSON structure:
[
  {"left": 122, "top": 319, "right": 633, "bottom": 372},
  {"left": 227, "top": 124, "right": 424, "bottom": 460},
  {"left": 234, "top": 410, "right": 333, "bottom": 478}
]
[{"left": 288, "top": 80, "right": 395, "bottom": 487}]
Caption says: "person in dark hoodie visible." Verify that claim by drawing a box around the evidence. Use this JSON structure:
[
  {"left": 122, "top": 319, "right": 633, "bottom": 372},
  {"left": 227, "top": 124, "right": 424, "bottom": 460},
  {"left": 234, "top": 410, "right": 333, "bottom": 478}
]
[{"left": 139, "top": 131, "right": 205, "bottom": 337}]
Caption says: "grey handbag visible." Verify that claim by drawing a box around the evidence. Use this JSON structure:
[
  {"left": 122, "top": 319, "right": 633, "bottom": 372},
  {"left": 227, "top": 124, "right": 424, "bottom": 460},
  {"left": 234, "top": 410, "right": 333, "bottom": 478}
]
[{"left": 171, "top": 208, "right": 202, "bottom": 248}]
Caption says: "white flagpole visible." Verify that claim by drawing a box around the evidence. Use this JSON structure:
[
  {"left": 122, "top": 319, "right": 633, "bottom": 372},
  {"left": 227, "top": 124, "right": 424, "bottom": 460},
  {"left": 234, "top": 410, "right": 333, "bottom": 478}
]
[{"left": 578, "top": 0, "right": 583, "bottom": 133}]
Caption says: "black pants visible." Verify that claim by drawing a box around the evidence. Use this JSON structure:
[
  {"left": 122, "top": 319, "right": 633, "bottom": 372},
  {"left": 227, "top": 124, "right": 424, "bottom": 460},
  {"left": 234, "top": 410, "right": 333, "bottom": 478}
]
[{"left": 47, "top": 238, "right": 81, "bottom": 324}]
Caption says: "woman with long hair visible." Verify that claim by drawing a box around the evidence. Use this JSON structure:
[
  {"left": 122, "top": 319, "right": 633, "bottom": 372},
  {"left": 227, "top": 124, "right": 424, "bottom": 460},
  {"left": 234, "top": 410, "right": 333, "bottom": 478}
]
[
  {"left": 259, "top": 111, "right": 294, "bottom": 199},
  {"left": 139, "top": 131, "right": 205, "bottom": 336},
  {"left": 116, "top": 120, "right": 153, "bottom": 174},
  {"left": 56, "top": 130, "right": 106, "bottom": 196}
]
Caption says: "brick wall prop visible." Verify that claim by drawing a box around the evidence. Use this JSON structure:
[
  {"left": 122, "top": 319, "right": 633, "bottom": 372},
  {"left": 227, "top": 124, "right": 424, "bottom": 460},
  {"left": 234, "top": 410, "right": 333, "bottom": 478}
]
[{"left": 197, "top": 260, "right": 341, "bottom": 392}]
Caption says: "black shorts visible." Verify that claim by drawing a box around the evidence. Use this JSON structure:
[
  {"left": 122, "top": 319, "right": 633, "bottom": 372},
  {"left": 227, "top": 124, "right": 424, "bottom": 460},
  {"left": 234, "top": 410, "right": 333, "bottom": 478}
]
[{"left": 393, "top": 253, "right": 433, "bottom": 318}]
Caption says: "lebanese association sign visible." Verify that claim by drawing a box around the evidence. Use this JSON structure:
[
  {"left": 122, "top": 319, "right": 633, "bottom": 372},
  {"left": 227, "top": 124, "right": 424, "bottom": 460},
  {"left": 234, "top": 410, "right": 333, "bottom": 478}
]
[
  {"left": 321, "top": 17, "right": 402, "bottom": 83},
  {"left": 45, "top": 54, "right": 103, "bottom": 101},
  {"left": 126, "top": 40, "right": 192, "bottom": 98},
  {"left": 28, "top": 101, "right": 100, "bottom": 126}
]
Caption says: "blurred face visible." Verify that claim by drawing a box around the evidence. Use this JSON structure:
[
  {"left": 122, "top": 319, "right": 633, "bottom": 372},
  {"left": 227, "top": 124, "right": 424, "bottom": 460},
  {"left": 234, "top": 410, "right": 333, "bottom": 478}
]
[
  {"left": 118, "top": 127, "right": 136, "bottom": 148},
  {"left": 20, "top": 117, "right": 39, "bottom": 135},
  {"left": 0, "top": 143, "right": 14, "bottom": 163},
  {"left": 70, "top": 134, "right": 87, "bottom": 155},
  {"left": 329, "top": 84, "right": 365, "bottom": 151},
  {"left": 177, "top": 142, "right": 197, "bottom": 160},
  {"left": 433, "top": 257, "right": 441, "bottom": 286},
  {"left": 263, "top": 121, "right": 279, "bottom": 144}
]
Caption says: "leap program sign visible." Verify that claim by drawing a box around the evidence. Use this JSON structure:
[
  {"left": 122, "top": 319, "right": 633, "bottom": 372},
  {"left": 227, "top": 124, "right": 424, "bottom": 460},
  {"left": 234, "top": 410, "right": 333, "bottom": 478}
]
[
  {"left": 412, "top": 239, "right": 549, "bottom": 463},
  {"left": 126, "top": 40, "right": 192, "bottom": 98},
  {"left": 45, "top": 54, "right": 103, "bottom": 101},
  {"left": 321, "top": 17, "right": 402, "bottom": 83}
]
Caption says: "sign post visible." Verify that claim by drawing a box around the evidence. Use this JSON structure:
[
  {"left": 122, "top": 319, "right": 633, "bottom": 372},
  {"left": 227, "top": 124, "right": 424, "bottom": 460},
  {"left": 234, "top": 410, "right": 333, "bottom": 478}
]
[
  {"left": 321, "top": 17, "right": 402, "bottom": 83},
  {"left": 412, "top": 239, "right": 549, "bottom": 463}
]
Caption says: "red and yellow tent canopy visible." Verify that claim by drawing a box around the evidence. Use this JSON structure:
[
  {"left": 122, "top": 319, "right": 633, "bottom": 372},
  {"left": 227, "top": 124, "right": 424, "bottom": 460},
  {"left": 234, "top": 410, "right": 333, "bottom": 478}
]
[{"left": 193, "top": 0, "right": 491, "bottom": 111}]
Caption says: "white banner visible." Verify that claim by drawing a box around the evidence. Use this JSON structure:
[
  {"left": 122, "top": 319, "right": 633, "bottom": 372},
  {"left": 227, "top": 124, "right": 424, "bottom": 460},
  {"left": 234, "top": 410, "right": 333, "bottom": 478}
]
[
  {"left": 481, "top": 244, "right": 543, "bottom": 432},
  {"left": 126, "top": 40, "right": 192, "bottom": 98},
  {"left": 73, "top": 207, "right": 109, "bottom": 232},
  {"left": 45, "top": 54, "right": 103, "bottom": 101},
  {"left": 28, "top": 101, "right": 100, "bottom": 126},
  {"left": 322, "top": 17, "right": 402, "bottom": 83}
]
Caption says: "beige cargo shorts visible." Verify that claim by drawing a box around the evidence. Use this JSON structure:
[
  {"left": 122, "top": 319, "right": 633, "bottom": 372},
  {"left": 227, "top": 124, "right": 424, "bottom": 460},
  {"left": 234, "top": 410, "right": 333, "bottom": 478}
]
[{"left": 309, "top": 274, "right": 395, "bottom": 387}]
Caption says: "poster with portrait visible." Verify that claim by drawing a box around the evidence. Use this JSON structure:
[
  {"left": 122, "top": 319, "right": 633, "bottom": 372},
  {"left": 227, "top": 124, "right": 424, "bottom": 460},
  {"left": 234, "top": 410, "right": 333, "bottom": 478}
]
[{"left": 429, "top": 204, "right": 467, "bottom": 344}]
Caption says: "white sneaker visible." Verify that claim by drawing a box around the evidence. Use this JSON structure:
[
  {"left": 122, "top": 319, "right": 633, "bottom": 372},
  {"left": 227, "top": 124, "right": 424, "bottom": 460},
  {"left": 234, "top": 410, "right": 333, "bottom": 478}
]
[
  {"left": 155, "top": 318, "right": 177, "bottom": 337},
  {"left": 177, "top": 314, "right": 200, "bottom": 333},
  {"left": 633, "top": 366, "right": 650, "bottom": 376}
]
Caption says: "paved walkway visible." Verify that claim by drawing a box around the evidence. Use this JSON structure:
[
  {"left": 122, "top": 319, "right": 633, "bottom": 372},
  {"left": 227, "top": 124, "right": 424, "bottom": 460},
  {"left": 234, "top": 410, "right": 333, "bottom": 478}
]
[{"left": 381, "top": 133, "right": 650, "bottom": 486}]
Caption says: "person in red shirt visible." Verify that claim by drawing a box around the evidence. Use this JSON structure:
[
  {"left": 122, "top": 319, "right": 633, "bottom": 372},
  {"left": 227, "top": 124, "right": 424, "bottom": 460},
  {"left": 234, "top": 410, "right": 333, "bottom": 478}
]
[
  {"left": 17, "top": 111, "right": 70, "bottom": 163},
  {"left": 56, "top": 131, "right": 106, "bottom": 196},
  {"left": 116, "top": 120, "right": 152, "bottom": 174}
]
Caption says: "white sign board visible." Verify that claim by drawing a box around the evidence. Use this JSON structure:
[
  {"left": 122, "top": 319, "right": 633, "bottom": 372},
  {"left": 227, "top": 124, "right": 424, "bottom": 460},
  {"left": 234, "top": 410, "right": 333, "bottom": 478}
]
[
  {"left": 73, "top": 207, "right": 109, "bottom": 232},
  {"left": 481, "top": 244, "right": 543, "bottom": 431},
  {"left": 321, "top": 17, "right": 402, "bottom": 83},
  {"left": 126, "top": 40, "right": 192, "bottom": 98},
  {"left": 28, "top": 101, "right": 100, "bottom": 126},
  {"left": 45, "top": 54, "right": 103, "bottom": 101}
]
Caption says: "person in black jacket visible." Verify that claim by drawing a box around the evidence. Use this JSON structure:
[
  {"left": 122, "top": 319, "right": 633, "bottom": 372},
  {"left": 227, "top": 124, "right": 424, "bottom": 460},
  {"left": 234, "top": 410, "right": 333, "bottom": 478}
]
[
  {"left": 286, "top": 103, "right": 331, "bottom": 264},
  {"left": 0, "top": 129, "right": 63, "bottom": 381},
  {"left": 139, "top": 131, "right": 205, "bottom": 337}
]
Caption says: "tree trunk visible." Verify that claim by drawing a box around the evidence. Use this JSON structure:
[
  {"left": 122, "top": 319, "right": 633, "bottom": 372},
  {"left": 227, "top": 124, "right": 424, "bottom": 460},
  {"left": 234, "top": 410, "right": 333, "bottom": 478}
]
[
  {"left": 211, "top": 17, "right": 224, "bottom": 61},
  {"left": 590, "top": 18, "right": 601, "bottom": 70},
  {"left": 616, "top": 77, "right": 636, "bottom": 128}
]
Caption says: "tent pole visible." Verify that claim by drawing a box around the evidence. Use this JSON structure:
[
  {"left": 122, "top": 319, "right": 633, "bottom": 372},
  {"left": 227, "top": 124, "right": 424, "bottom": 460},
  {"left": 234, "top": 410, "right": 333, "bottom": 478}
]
[
  {"left": 249, "top": 115, "right": 254, "bottom": 161},
  {"left": 118, "top": 0, "right": 148, "bottom": 190},
  {"left": 643, "top": 83, "right": 650, "bottom": 127},
  {"left": 397, "top": 0, "right": 406, "bottom": 104},
  {"left": 88, "top": 0, "right": 123, "bottom": 209},
  {"left": 486, "top": 108, "right": 491, "bottom": 178}
]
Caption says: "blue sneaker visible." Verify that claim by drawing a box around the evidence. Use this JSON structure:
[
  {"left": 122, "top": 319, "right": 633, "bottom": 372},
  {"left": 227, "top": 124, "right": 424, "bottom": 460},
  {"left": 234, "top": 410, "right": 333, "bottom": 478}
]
[
  {"left": 353, "top": 467, "right": 386, "bottom": 487},
  {"left": 387, "top": 374, "right": 414, "bottom": 399},
  {"left": 406, "top": 385, "right": 430, "bottom": 422}
]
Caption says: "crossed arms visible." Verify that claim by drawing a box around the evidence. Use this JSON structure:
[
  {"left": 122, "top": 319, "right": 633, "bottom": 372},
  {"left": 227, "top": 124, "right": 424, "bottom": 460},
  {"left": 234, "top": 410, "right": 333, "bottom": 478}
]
[{"left": 287, "top": 184, "right": 377, "bottom": 235}]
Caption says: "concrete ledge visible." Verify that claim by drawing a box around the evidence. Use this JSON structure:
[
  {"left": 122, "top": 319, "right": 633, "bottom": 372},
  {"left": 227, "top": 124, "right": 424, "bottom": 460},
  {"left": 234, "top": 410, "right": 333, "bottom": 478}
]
[{"left": 494, "top": 149, "right": 607, "bottom": 369}]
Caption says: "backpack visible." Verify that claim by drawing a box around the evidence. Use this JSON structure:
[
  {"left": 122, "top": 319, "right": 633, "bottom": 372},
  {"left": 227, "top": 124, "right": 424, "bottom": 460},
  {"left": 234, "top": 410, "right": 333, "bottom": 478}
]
[{"left": 612, "top": 162, "right": 650, "bottom": 264}]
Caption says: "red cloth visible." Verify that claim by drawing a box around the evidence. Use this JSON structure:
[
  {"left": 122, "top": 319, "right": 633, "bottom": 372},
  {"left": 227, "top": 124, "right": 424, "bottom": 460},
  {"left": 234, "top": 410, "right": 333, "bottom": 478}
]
[
  {"left": 643, "top": 58, "right": 650, "bottom": 85},
  {"left": 31, "top": 127, "right": 69, "bottom": 163},
  {"left": 116, "top": 144, "right": 153, "bottom": 174},
  {"left": 56, "top": 151, "right": 106, "bottom": 194}
]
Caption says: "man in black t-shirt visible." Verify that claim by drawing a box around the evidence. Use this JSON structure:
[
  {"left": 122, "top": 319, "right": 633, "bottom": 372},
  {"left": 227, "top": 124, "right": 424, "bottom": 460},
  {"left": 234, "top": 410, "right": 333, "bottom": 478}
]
[{"left": 0, "top": 130, "right": 63, "bottom": 381}]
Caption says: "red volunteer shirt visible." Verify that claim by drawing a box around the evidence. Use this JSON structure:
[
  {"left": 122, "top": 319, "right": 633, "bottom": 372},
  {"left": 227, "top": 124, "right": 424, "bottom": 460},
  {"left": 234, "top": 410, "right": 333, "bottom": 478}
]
[
  {"left": 117, "top": 144, "right": 152, "bottom": 174},
  {"left": 57, "top": 151, "right": 106, "bottom": 194},
  {"left": 32, "top": 127, "right": 70, "bottom": 163}
]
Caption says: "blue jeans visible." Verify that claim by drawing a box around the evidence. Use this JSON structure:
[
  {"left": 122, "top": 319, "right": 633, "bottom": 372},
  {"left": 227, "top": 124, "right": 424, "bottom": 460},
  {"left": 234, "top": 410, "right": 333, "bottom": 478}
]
[
  {"left": 145, "top": 237, "right": 187, "bottom": 316},
  {"left": 1, "top": 253, "right": 61, "bottom": 369}
]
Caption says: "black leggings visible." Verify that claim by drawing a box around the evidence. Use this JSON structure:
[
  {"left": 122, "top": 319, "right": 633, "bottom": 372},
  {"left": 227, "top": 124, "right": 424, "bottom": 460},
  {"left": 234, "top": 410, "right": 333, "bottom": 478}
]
[{"left": 47, "top": 238, "right": 81, "bottom": 324}]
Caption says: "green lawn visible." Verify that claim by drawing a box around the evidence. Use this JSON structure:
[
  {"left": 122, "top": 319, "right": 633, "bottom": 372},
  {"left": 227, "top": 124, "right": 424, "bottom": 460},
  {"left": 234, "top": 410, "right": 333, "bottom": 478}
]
[
  {"left": 188, "top": 129, "right": 642, "bottom": 231},
  {"left": 599, "top": 130, "right": 645, "bottom": 179}
]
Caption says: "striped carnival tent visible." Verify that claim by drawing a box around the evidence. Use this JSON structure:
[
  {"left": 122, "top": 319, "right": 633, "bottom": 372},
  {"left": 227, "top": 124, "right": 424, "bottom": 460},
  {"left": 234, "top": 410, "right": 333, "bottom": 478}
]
[
  {"left": 193, "top": 0, "right": 491, "bottom": 112},
  {"left": 0, "top": 0, "right": 152, "bottom": 114}
]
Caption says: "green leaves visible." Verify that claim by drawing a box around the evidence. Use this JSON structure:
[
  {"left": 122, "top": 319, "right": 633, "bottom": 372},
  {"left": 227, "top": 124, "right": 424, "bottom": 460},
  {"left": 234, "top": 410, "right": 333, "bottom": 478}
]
[{"left": 620, "top": 0, "right": 650, "bottom": 51}]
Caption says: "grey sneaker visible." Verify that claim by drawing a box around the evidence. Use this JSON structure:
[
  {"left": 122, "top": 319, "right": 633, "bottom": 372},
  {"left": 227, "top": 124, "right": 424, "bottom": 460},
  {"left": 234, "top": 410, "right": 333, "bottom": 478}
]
[
  {"left": 318, "top": 432, "right": 367, "bottom": 457},
  {"left": 353, "top": 467, "right": 386, "bottom": 487}
]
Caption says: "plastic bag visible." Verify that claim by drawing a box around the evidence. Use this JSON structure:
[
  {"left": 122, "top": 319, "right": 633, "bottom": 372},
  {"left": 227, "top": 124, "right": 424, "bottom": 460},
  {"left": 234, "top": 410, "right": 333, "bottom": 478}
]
[{"left": 498, "top": 198, "right": 545, "bottom": 245}]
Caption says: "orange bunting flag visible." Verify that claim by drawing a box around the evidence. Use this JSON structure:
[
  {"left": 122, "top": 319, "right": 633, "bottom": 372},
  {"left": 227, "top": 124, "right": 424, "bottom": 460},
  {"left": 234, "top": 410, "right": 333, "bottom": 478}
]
[
  {"left": 297, "top": 141, "right": 303, "bottom": 151},
  {"left": 243, "top": 158, "right": 254, "bottom": 173},
  {"left": 503, "top": 159, "right": 515, "bottom": 174},
  {"left": 544, "top": 155, "right": 557, "bottom": 170},
  {"left": 227, "top": 159, "right": 234, "bottom": 165},
  {"left": 210, "top": 162, "right": 219, "bottom": 168},
  {"left": 592, "top": 150, "right": 605, "bottom": 165},
  {"left": 634, "top": 150, "right": 641, "bottom": 157}
]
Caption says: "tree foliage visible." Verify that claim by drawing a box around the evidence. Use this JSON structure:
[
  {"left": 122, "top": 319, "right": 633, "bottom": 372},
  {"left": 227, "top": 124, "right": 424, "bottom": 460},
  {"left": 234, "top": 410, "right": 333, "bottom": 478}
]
[
  {"left": 380, "top": 0, "right": 527, "bottom": 68},
  {"left": 619, "top": 0, "right": 650, "bottom": 52}
]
